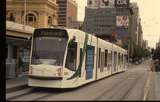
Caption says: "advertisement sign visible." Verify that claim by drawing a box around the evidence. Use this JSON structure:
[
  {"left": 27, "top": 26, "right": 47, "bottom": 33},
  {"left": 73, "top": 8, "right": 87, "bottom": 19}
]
[
  {"left": 87, "top": 0, "right": 115, "bottom": 8},
  {"left": 87, "top": 0, "right": 130, "bottom": 8},
  {"left": 115, "top": 0, "right": 130, "bottom": 8},
  {"left": 87, "top": 0, "right": 100, "bottom": 8},
  {"left": 116, "top": 16, "right": 129, "bottom": 28},
  {"left": 99, "top": 0, "right": 115, "bottom": 8}
]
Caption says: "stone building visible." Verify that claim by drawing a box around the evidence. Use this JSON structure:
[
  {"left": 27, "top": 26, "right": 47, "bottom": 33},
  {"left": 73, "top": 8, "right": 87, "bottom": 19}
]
[{"left": 6, "top": 0, "right": 58, "bottom": 28}]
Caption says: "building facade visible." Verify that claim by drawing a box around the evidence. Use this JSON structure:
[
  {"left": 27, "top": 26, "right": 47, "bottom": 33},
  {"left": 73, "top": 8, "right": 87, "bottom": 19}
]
[
  {"left": 6, "top": 21, "right": 34, "bottom": 78},
  {"left": 6, "top": 0, "right": 58, "bottom": 78},
  {"left": 6, "top": 0, "right": 58, "bottom": 28},
  {"left": 57, "top": 0, "right": 78, "bottom": 27},
  {"left": 82, "top": 0, "right": 131, "bottom": 45}
]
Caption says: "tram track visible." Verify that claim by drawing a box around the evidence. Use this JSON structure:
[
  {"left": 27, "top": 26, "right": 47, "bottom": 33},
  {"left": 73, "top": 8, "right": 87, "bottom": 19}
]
[
  {"left": 120, "top": 73, "right": 146, "bottom": 100},
  {"left": 32, "top": 72, "right": 131, "bottom": 101},
  {"left": 7, "top": 66, "right": 149, "bottom": 101},
  {"left": 7, "top": 87, "right": 73, "bottom": 101},
  {"left": 94, "top": 71, "right": 145, "bottom": 100},
  {"left": 94, "top": 72, "right": 133, "bottom": 100}
]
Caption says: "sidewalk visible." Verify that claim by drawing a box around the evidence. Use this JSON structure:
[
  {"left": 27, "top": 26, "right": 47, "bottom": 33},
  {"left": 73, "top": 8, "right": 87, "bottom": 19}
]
[{"left": 6, "top": 72, "right": 29, "bottom": 93}]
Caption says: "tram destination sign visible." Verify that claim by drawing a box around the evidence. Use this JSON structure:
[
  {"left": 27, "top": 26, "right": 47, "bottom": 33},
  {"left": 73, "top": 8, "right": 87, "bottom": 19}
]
[
  {"left": 34, "top": 29, "right": 68, "bottom": 38},
  {"left": 115, "top": 0, "right": 130, "bottom": 8}
]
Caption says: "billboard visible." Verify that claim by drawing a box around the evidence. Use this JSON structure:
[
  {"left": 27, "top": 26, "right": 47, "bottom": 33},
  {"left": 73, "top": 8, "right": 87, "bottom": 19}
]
[
  {"left": 115, "top": 0, "right": 130, "bottom": 8},
  {"left": 116, "top": 16, "right": 129, "bottom": 28},
  {"left": 99, "top": 0, "right": 115, "bottom": 8},
  {"left": 87, "top": 0, "right": 130, "bottom": 8},
  {"left": 87, "top": 0, "right": 100, "bottom": 8},
  {"left": 87, "top": 0, "right": 115, "bottom": 8}
]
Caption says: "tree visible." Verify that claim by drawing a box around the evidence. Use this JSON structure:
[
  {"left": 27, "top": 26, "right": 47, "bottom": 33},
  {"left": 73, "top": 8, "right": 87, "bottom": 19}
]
[{"left": 153, "top": 47, "right": 160, "bottom": 60}]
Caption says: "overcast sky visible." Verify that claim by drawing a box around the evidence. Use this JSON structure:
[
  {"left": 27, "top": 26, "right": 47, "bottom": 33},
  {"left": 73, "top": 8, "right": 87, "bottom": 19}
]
[{"left": 75, "top": 0, "right": 160, "bottom": 48}]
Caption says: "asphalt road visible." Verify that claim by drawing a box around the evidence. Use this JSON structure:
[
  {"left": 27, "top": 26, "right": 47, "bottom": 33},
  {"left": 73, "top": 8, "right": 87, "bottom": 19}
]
[{"left": 7, "top": 60, "right": 155, "bottom": 101}]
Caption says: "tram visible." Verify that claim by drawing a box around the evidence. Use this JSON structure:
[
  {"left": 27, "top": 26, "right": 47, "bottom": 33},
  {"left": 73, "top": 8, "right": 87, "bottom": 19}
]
[{"left": 28, "top": 27, "right": 128, "bottom": 88}]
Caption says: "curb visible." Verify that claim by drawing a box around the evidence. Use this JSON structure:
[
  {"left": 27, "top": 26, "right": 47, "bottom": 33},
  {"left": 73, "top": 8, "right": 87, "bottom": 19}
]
[{"left": 6, "top": 84, "right": 28, "bottom": 93}]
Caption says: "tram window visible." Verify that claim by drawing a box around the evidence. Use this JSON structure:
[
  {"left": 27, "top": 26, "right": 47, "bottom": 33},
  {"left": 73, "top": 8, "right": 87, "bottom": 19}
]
[
  {"left": 100, "top": 52, "right": 104, "bottom": 72},
  {"left": 98, "top": 48, "right": 101, "bottom": 68},
  {"left": 114, "top": 52, "right": 117, "bottom": 71},
  {"left": 65, "top": 41, "right": 77, "bottom": 71},
  {"left": 122, "top": 54, "right": 124, "bottom": 64},
  {"left": 118, "top": 53, "right": 121, "bottom": 65},
  {"left": 79, "top": 48, "right": 83, "bottom": 76},
  {"left": 96, "top": 48, "right": 99, "bottom": 69},
  {"left": 105, "top": 50, "right": 108, "bottom": 67}
]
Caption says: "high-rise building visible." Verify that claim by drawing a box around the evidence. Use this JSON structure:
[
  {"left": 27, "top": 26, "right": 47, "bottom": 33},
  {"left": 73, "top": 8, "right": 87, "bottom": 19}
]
[
  {"left": 6, "top": 0, "right": 58, "bottom": 28},
  {"left": 137, "top": 20, "right": 143, "bottom": 47},
  {"left": 82, "top": 0, "right": 131, "bottom": 44},
  {"left": 129, "top": 2, "right": 140, "bottom": 46},
  {"left": 57, "top": 0, "right": 78, "bottom": 27}
]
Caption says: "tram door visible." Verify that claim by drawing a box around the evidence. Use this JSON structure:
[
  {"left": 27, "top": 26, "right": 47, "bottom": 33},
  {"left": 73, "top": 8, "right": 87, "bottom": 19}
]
[{"left": 86, "top": 45, "right": 95, "bottom": 80}]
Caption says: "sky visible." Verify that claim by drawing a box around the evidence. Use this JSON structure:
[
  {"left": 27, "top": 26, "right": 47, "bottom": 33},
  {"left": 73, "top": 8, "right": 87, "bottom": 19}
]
[{"left": 75, "top": 0, "right": 160, "bottom": 48}]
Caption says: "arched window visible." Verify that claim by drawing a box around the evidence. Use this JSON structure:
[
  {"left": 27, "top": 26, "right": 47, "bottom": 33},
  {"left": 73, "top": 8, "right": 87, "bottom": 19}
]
[
  {"left": 26, "top": 13, "right": 36, "bottom": 23},
  {"left": 25, "top": 13, "right": 37, "bottom": 27},
  {"left": 48, "top": 16, "right": 52, "bottom": 26}
]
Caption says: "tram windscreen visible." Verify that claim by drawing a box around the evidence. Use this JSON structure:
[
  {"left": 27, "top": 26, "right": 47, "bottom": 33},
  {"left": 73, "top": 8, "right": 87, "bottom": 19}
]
[{"left": 31, "top": 29, "right": 68, "bottom": 66}]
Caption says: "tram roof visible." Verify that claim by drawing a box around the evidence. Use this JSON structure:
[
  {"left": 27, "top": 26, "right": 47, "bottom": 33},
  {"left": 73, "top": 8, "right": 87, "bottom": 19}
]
[{"left": 65, "top": 28, "right": 127, "bottom": 54}]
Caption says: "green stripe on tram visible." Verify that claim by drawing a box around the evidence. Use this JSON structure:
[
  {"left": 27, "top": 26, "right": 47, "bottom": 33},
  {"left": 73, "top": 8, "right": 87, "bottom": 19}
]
[{"left": 67, "top": 33, "right": 88, "bottom": 80}]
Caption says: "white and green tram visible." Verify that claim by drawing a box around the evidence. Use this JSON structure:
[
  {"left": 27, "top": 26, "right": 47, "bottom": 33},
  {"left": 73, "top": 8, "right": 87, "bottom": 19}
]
[{"left": 28, "top": 27, "right": 128, "bottom": 88}]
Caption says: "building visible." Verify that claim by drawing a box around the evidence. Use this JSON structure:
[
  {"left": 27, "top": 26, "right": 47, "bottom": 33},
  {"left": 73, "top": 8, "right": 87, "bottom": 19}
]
[
  {"left": 57, "top": 0, "right": 78, "bottom": 28},
  {"left": 82, "top": 0, "right": 131, "bottom": 44},
  {"left": 137, "top": 20, "right": 143, "bottom": 47},
  {"left": 83, "top": 7, "right": 117, "bottom": 38},
  {"left": 142, "top": 40, "right": 148, "bottom": 49},
  {"left": 127, "top": 2, "right": 144, "bottom": 58},
  {"left": 156, "top": 37, "right": 160, "bottom": 48},
  {"left": 6, "top": 0, "right": 58, "bottom": 28},
  {"left": 6, "top": 21, "right": 34, "bottom": 78},
  {"left": 6, "top": 0, "right": 58, "bottom": 78},
  {"left": 129, "top": 2, "right": 140, "bottom": 46}
]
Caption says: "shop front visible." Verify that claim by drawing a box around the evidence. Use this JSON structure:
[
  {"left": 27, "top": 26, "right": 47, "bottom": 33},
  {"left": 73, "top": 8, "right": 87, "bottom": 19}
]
[{"left": 6, "top": 36, "right": 31, "bottom": 79}]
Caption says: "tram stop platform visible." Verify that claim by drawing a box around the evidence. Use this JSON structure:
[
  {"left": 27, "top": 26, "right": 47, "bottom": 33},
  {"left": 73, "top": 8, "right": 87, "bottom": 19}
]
[{"left": 6, "top": 72, "right": 28, "bottom": 93}]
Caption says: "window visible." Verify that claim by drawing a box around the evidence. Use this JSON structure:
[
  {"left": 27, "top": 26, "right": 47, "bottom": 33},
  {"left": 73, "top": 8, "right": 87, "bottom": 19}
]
[
  {"left": 65, "top": 41, "right": 77, "bottom": 71},
  {"left": 48, "top": 16, "right": 52, "bottom": 25},
  {"left": 98, "top": 48, "right": 101, "bottom": 68},
  {"left": 114, "top": 52, "right": 117, "bottom": 71},
  {"left": 105, "top": 50, "right": 108, "bottom": 67},
  {"left": 26, "top": 13, "right": 36, "bottom": 23},
  {"left": 100, "top": 52, "right": 104, "bottom": 72},
  {"left": 79, "top": 48, "right": 83, "bottom": 76},
  {"left": 8, "top": 13, "right": 15, "bottom": 21},
  {"left": 118, "top": 53, "right": 121, "bottom": 65}
]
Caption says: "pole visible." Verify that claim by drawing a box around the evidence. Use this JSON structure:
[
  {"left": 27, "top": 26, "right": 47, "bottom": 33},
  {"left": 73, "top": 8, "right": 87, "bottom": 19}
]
[{"left": 23, "top": 0, "right": 26, "bottom": 30}]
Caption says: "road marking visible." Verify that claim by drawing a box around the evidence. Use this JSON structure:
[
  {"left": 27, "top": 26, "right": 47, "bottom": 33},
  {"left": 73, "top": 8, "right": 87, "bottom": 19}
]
[{"left": 143, "top": 71, "right": 152, "bottom": 100}]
